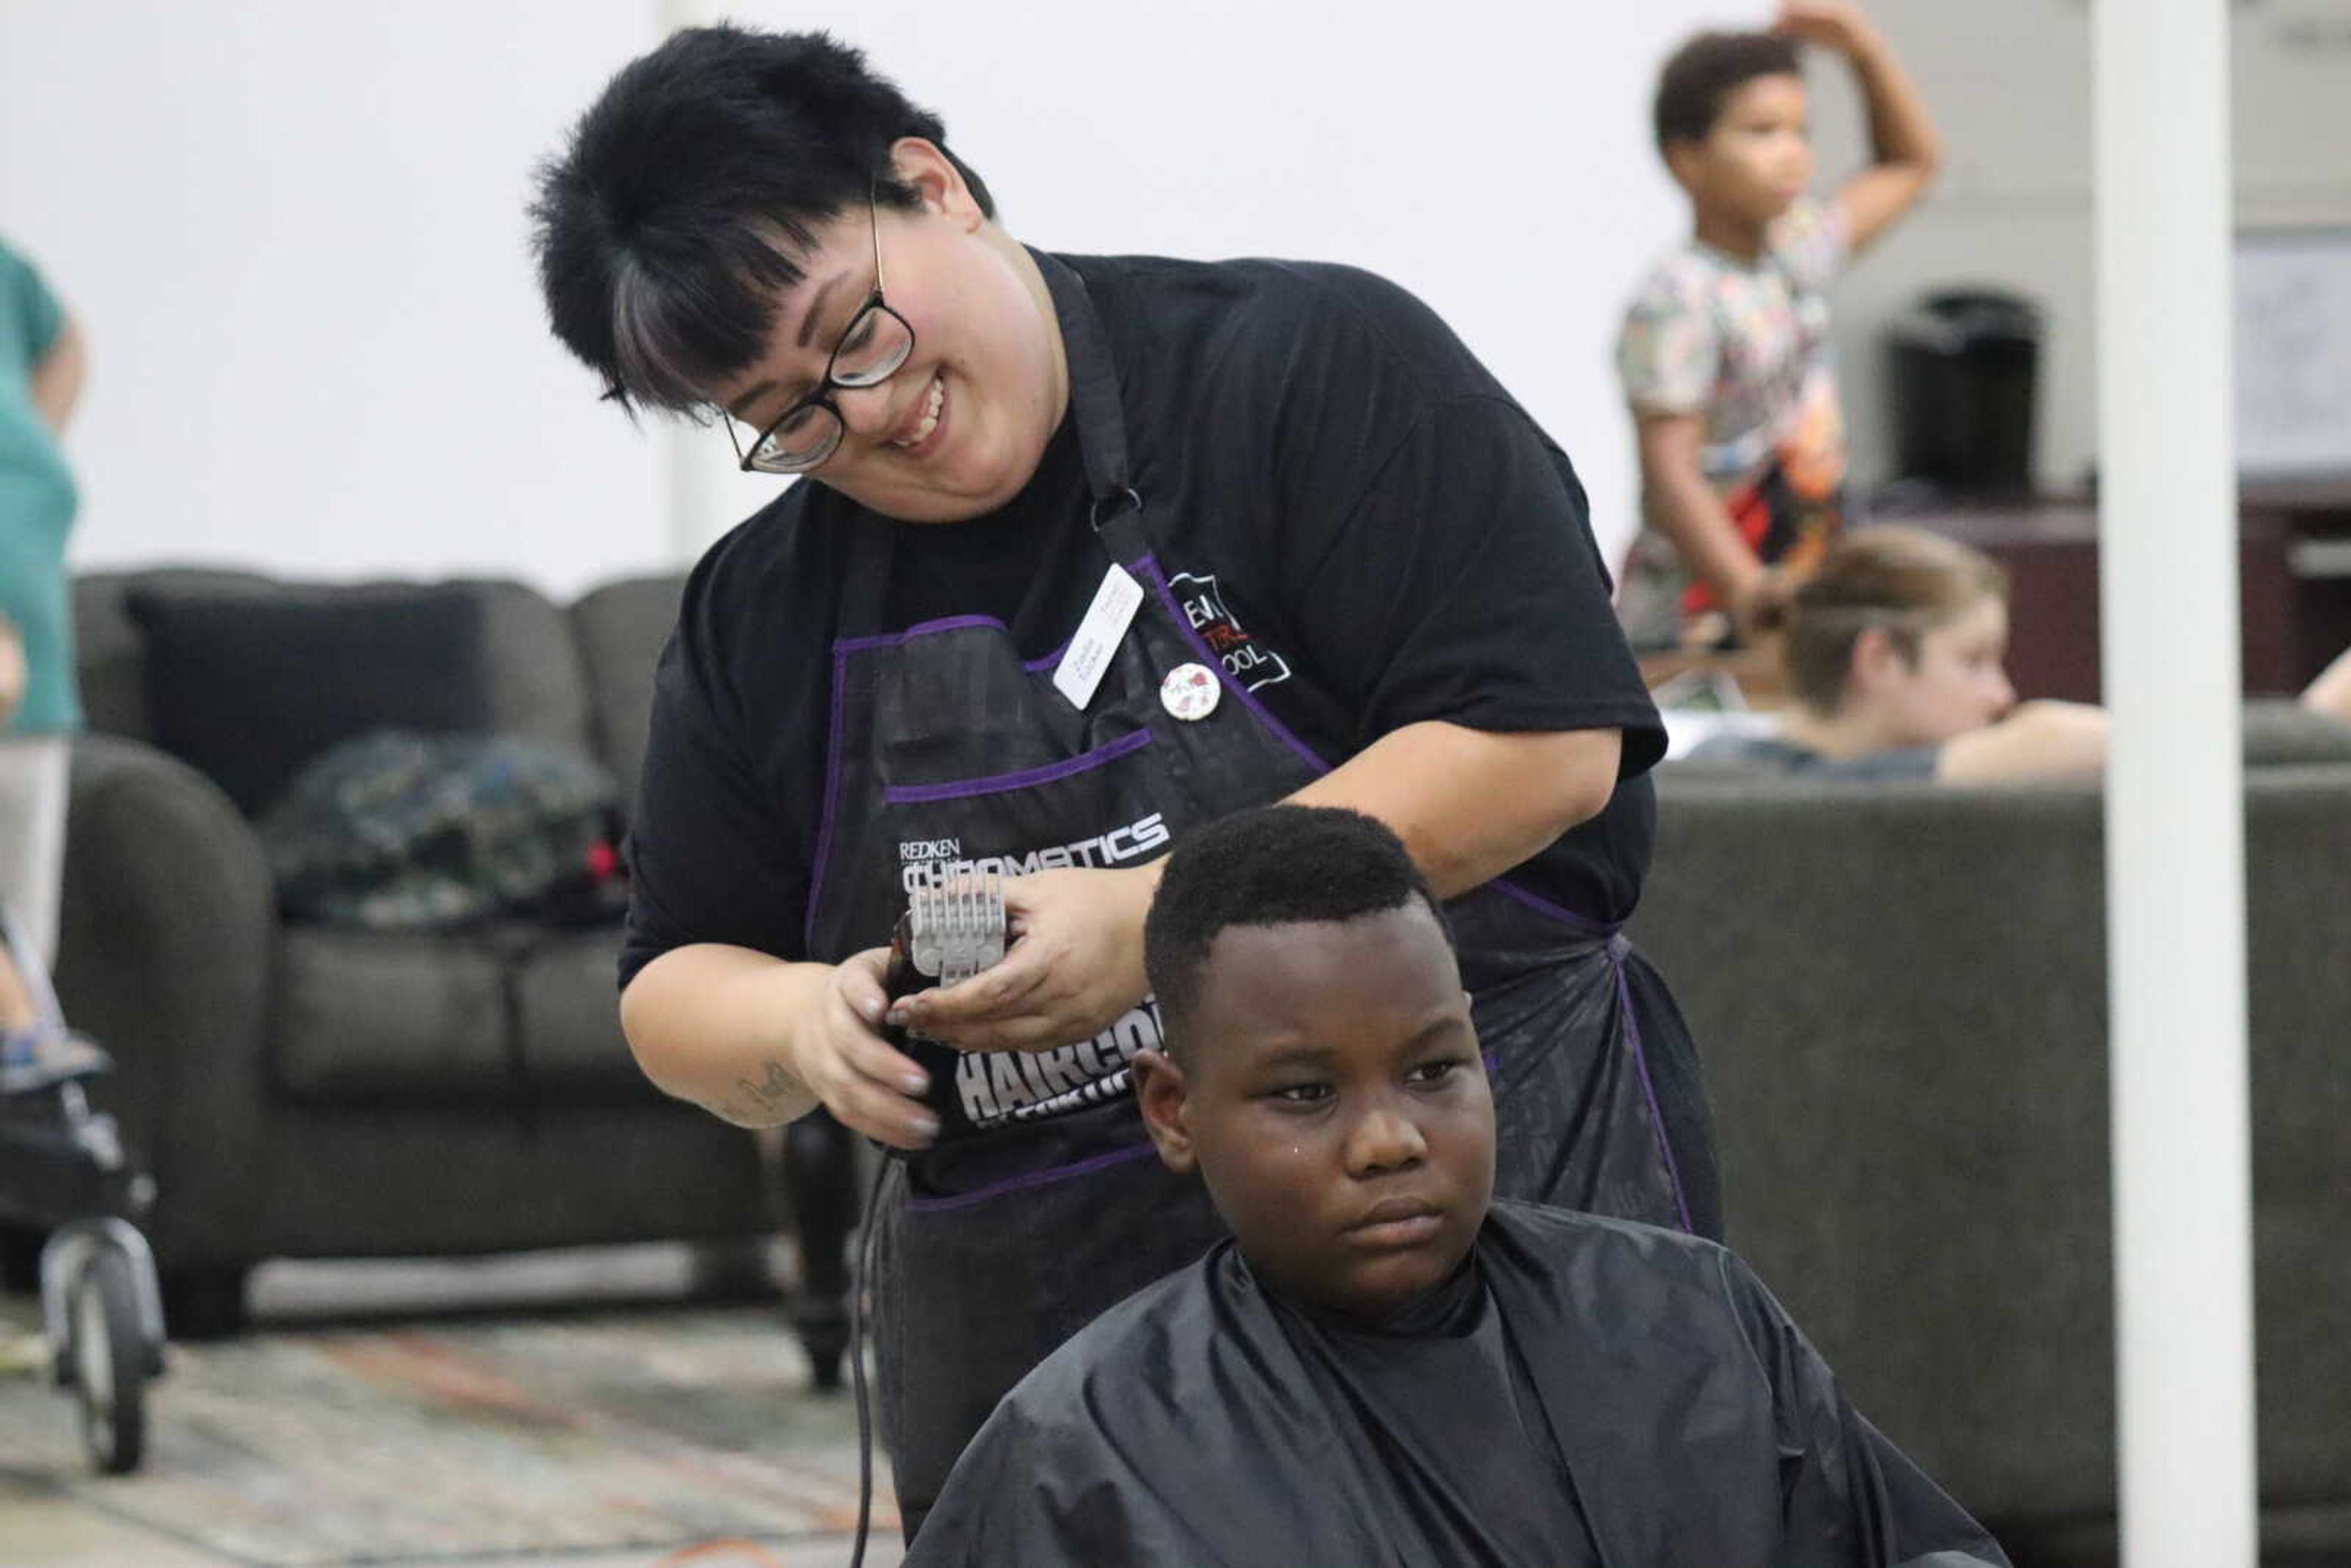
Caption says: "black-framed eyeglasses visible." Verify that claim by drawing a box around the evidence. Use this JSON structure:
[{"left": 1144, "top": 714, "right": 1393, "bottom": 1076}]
[{"left": 724, "top": 187, "right": 916, "bottom": 475}]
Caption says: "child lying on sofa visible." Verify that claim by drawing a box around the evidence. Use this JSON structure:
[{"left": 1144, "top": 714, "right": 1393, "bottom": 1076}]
[{"left": 902, "top": 803, "right": 2009, "bottom": 1567}]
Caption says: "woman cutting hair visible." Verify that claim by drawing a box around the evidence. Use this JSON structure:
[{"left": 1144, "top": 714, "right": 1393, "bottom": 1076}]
[{"left": 533, "top": 25, "right": 1720, "bottom": 1535}]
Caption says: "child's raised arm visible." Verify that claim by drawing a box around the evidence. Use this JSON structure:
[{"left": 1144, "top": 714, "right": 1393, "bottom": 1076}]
[{"left": 1778, "top": 1, "right": 1941, "bottom": 255}]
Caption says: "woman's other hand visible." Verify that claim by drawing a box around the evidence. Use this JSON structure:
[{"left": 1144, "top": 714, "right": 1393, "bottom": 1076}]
[
  {"left": 774, "top": 947, "right": 941, "bottom": 1149},
  {"left": 623, "top": 943, "right": 940, "bottom": 1150}
]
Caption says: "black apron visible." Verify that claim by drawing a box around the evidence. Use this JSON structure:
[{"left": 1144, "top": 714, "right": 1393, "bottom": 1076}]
[{"left": 797, "top": 252, "right": 1717, "bottom": 1536}]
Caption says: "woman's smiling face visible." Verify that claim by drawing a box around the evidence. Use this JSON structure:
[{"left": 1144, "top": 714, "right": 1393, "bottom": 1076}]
[{"left": 713, "top": 140, "right": 1068, "bottom": 524}]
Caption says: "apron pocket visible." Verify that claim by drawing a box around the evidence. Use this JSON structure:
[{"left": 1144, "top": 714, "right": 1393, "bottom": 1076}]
[{"left": 882, "top": 727, "right": 1155, "bottom": 805}]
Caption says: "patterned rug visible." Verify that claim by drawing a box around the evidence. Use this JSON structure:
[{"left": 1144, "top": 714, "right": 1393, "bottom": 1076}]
[{"left": 0, "top": 1302, "right": 894, "bottom": 1566}]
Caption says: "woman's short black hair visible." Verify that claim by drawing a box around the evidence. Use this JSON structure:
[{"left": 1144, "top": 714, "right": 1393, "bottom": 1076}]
[
  {"left": 528, "top": 25, "right": 995, "bottom": 415},
  {"left": 1143, "top": 806, "right": 1455, "bottom": 1049},
  {"left": 1652, "top": 30, "right": 1803, "bottom": 154}
]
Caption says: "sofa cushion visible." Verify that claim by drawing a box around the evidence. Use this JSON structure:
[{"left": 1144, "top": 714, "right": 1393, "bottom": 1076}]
[
  {"left": 1643, "top": 773, "right": 2117, "bottom": 1522},
  {"left": 509, "top": 927, "right": 651, "bottom": 1100},
  {"left": 571, "top": 574, "right": 684, "bottom": 821},
  {"left": 272, "top": 926, "right": 516, "bottom": 1102},
  {"left": 74, "top": 568, "right": 281, "bottom": 744},
  {"left": 2243, "top": 695, "right": 2351, "bottom": 765},
  {"left": 274, "top": 925, "right": 646, "bottom": 1105},
  {"left": 474, "top": 579, "right": 599, "bottom": 758},
  {"left": 124, "top": 582, "right": 493, "bottom": 816}
]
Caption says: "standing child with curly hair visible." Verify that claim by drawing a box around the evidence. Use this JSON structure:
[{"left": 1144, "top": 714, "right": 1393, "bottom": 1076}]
[{"left": 1617, "top": 2, "right": 1941, "bottom": 653}]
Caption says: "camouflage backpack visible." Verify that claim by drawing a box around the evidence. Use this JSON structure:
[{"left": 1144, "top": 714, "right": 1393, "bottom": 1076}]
[{"left": 258, "top": 729, "right": 628, "bottom": 931}]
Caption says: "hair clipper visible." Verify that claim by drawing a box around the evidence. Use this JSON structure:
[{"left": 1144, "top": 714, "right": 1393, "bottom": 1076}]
[{"left": 882, "top": 873, "right": 1010, "bottom": 1057}]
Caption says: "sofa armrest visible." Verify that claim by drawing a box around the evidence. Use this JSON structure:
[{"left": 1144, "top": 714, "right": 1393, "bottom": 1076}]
[{"left": 54, "top": 732, "right": 277, "bottom": 1268}]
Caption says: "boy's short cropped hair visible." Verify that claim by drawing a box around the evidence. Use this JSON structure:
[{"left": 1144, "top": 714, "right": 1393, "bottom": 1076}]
[
  {"left": 1652, "top": 30, "right": 1803, "bottom": 153},
  {"left": 1141, "top": 806, "right": 1454, "bottom": 1046}
]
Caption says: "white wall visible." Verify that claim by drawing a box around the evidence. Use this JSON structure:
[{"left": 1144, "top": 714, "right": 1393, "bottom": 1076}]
[
  {"left": 0, "top": 2, "right": 667, "bottom": 599},
  {"left": 4, "top": 2, "right": 1745, "bottom": 595},
  {"left": 1810, "top": 0, "right": 2351, "bottom": 495}
]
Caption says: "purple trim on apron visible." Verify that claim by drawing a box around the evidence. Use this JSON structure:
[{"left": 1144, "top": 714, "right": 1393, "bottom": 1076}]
[
  {"left": 835, "top": 613, "right": 1009, "bottom": 654},
  {"left": 805, "top": 640, "right": 857, "bottom": 953},
  {"left": 882, "top": 729, "right": 1156, "bottom": 805},
  {"left": 902, "top": 1138, "right": 1161, "bottom": 1214},
  {"left": 834, "top": 613, "right": 1072, "bottom": 673},
  {"left": 1488, "top": 876, "right": 1618, "bottom": 942},
  {"left": 1024, "top": 637, "right": 1074, "bottom": 674},
  {"left": 1607, "top": 937, "right": 1694, "bottom": 1233}
]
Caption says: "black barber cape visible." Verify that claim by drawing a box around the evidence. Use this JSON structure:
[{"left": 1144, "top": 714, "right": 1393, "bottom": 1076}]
[{"left": 902, "top": 1201, "right": 2009, "bottom": 1568}]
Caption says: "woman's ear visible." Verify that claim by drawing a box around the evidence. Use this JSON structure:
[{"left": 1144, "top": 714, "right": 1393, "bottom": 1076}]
[
  {"left": 1133, "top": 1049, "right": 1196, "bottom": 1176},
  {"left": 889, "top": 136, "right": 984, "bottom": 228}
]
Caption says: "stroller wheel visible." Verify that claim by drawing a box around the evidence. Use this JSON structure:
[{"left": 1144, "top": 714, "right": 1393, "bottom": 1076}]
[{"left": 69, "top": 1246, "right": 146, "bottom": 1474}]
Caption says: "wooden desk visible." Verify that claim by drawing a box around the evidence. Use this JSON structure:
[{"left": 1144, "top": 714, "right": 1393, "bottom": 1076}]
[
  {"left": 2243, "top": 478, "right": 2351, "bottom": 692},
  {"left": 1883, "top": 490, "right": 2351, "bottom": 702}
]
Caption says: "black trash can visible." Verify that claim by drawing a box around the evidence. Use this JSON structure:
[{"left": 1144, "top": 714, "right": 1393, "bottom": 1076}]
[{"left": 1885, "top": 288, "right": 2044, "bottom": 498}]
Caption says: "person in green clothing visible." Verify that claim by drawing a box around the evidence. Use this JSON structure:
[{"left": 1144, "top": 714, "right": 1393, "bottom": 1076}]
[{"left": 0, "top": 235, "right": 97, "bottom": 1094}]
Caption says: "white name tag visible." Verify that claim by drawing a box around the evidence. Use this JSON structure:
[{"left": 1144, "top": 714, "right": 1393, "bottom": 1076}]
[{"left": 1052, "top": 563, "right": 1144, "bottom": 711}]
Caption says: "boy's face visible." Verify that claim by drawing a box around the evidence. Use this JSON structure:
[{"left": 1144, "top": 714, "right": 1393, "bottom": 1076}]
[
  {"left": 1855, "top": 593, "right": 2017, "bottom": 745},
  {"left": 1134, "top": 902, "right": 1496, "bottom": 1322},
  {"left": 1669, "top": 72, "right": 1815, "bottom": 228}
]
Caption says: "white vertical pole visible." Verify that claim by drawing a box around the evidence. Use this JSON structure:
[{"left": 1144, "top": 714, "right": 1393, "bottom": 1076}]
[{"left": 2093, "top": 3, "right": 2258, "bottom": 1567}]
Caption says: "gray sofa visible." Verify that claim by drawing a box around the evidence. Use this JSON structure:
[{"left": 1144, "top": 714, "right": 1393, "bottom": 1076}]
[
  {"left": 1640, "top": 722, "right": 2351, "bottom": 1565},
  {"left": 41, "top": 568, "right": 795, "bottom": 1339}
]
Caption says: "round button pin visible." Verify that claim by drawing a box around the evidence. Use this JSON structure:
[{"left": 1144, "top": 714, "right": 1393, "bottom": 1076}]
[{"left": 1160, "top": 662, "right": 1222, "bottom": 722}]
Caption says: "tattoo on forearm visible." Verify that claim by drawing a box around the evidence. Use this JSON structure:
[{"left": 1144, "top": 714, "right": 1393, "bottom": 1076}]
[
  {"left": 714, "top": 1059, "right": 802, "bottom": 1125},
  {"left": 744, "top": 1059, "right": 797, "bottom": 1106}
]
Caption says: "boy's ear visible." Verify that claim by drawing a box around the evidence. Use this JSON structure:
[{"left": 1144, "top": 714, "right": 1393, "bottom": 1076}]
[
  {"left": 1850, "top": 625, "right": 1903, "bottom": 692},
  {"left": 1662, "top": 138, "right": 1704, "bottom": 191},
  {"left": 1133, "top": 1049, "right": 1196, "bottom": 1176}
]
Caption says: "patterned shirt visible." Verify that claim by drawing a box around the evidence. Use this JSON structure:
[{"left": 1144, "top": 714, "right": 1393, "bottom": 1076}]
[{"left": 1614, "top": 200, "right": 1850, "bottom": 650}]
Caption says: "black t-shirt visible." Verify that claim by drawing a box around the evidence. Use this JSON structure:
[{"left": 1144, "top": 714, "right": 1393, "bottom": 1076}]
[{"left": 621, "top": 252, "right": 1665, "bottom": 986}]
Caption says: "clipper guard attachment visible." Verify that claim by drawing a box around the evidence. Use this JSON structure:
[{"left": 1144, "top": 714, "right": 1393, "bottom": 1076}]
[
  {"left": 885, "top": 872, "right": 1010, "bottom": 1008},
  {"left": 909, "top": 872, "right": 1009, "bottom": 985}
]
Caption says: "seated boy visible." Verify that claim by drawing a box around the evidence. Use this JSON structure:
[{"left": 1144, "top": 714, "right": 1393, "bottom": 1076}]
[
  {"left": 904, "top": 804, "right": 2008, "bottom": 1567},
  {"left": 1617, "top": 2, "right": 1941, "bottom": 652}
]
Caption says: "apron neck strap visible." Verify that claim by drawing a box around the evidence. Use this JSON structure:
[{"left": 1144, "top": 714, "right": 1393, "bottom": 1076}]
[
  {"left": 842, "top": 504, "right": 891, "bottom": 640},
  {"left": 839, "top": 249, "right": 1150, "bottom": 637},
  {"left": 1031, "top": 249, "right": 1150, "bottom": 565}
]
